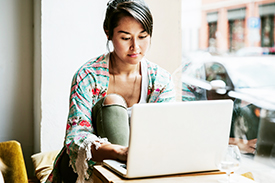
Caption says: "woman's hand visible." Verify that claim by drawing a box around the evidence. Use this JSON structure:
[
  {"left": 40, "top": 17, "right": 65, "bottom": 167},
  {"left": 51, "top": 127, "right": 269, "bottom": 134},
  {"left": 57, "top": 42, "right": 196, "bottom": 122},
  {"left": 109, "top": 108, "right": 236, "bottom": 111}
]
[
  {"left": 229, "top": 138, "right": 257, "bottom": 154},
  {"left": 91, "top": 142, "right": 128, "bottom": 162}
]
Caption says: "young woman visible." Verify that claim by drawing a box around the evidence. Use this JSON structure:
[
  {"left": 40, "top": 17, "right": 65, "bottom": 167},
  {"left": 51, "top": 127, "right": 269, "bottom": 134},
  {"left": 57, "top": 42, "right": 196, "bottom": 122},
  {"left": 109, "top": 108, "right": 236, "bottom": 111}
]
[{"left": 46, "top": 0, "right": 176, "bottom": 182}]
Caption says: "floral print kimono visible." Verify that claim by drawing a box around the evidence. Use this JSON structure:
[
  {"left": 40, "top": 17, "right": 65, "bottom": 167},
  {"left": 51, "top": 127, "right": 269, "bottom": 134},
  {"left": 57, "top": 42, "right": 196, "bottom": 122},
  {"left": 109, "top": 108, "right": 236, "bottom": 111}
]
[{"left": 45, "top": 53, "right": 192, "bottom": 183}]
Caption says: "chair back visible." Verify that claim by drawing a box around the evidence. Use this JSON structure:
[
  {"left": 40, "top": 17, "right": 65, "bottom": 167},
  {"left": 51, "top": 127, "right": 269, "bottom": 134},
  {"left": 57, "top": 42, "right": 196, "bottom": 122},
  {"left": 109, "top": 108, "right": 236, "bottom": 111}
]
[{"left": 0, "top": 140, "right": 28, "bottom": 183}]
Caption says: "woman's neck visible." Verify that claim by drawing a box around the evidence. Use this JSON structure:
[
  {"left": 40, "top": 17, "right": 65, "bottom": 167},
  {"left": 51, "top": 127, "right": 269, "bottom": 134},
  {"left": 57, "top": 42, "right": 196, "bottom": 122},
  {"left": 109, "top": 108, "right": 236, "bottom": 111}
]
[{"left": 108, "top": 52, "right": 142, "bottom": 107}]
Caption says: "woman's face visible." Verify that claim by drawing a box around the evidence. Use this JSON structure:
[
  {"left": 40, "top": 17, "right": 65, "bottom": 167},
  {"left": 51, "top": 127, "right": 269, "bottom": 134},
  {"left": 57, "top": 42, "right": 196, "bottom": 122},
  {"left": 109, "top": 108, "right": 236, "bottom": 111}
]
[{"left": 111, "top": 16, "right": 151, "bottom": 65}]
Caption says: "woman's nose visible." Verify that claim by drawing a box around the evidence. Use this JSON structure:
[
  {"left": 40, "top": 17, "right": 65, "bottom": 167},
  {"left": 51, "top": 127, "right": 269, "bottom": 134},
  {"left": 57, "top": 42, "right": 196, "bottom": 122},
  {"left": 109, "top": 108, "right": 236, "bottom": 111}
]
[{"left": 130, "top": 39, "right": 139, "bottom": 51}]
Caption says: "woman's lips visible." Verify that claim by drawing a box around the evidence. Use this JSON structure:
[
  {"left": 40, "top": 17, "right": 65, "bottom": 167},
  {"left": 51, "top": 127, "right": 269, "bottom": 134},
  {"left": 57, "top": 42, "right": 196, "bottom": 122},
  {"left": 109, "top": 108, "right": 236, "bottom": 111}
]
[{"left": 128, "top": 53, "right": 139, "bottom": 58}]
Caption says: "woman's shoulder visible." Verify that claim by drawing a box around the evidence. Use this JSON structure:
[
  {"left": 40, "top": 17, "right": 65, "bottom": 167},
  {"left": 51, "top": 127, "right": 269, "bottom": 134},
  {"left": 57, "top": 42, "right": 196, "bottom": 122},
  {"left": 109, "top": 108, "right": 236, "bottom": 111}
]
[
  {"left": 78, "top": 54, "right": 108, "bottom": 74},
  {"left": 73, "top": 54, "right": 109, "bottom": 83},
  {"left": 76, "top": 54, "right": 108, "bottom": 75}
]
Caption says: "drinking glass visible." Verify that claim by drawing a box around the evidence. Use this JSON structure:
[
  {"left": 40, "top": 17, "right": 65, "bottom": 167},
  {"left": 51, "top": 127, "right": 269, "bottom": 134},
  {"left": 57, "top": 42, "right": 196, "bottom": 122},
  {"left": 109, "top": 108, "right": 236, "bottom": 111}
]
[{"left": 215, "top": 145, "right": 241, "bottom": 183}]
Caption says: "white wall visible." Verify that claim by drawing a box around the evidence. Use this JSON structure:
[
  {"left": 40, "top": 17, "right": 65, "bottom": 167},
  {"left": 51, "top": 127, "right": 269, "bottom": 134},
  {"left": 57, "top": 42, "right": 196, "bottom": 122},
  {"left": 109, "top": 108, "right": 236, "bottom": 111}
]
[
  {"left": 35, "top": 0, "right": 109, "bottom": 152},
  {"left": 0, "top": 0, "right": 34, "bottom": 175},
  {"left": 35, "top": 0, "right": 183, "bottom": 153},
  {"left": 146, "top": 0, "right": 182, "bottom": 73}
]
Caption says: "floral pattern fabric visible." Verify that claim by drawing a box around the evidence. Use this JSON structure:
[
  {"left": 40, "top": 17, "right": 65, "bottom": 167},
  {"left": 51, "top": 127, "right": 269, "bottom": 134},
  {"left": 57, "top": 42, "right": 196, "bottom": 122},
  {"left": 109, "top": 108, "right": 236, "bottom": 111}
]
[{"left": 45, "top": 53, "right": 182, "bottom": 183}]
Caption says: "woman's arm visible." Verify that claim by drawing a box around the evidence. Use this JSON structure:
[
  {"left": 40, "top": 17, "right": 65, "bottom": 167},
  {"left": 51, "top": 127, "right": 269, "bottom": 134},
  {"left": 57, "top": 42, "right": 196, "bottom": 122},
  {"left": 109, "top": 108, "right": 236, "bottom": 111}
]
[{"left": 91, "top": 142, "right": 128, "bottom": 162}]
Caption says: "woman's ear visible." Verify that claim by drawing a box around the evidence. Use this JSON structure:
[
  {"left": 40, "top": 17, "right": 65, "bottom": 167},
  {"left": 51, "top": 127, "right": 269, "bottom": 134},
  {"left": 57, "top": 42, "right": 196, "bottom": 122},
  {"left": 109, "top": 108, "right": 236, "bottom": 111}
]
[{"left": 104, "top": 29, "right": 110, "bottom": 40}]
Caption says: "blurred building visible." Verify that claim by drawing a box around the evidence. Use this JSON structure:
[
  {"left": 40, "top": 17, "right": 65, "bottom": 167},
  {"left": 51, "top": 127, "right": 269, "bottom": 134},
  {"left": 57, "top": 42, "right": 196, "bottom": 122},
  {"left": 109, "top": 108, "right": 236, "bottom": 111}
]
[{"left": 199, "top": 0, "right": 275, "bottom": 54}]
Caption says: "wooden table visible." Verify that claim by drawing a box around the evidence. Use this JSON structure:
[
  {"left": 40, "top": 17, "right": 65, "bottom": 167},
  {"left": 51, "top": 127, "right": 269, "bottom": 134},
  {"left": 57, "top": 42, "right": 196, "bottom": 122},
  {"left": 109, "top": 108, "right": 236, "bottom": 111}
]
[{"left": 92, "top": 165, "right": 255, "bottom": 183}]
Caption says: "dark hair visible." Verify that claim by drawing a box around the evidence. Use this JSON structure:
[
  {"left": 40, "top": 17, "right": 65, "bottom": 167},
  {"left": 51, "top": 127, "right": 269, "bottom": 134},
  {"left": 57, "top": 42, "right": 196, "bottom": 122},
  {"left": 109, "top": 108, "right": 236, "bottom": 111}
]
[{"left": 103, "top": 0, "right": 153, "bottom": 40}]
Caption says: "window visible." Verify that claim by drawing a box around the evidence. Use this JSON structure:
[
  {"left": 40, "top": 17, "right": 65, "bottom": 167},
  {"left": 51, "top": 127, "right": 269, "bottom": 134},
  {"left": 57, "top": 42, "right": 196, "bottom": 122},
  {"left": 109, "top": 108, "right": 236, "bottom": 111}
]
[
  {"left": 182, "top": 1, "right": 275, "bottom": 180},
  {"left": 229, "top": 19, "right": 245, "bottom": 52},
  {"left": 261, "top": 15, "right": 274, "bottom": 47}
]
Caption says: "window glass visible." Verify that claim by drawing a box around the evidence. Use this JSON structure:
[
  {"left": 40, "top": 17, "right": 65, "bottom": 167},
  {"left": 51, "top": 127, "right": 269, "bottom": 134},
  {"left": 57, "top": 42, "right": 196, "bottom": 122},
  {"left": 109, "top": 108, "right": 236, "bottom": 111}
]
[{"left": 180, "top": 0, "right": 275, "bottom": 180}]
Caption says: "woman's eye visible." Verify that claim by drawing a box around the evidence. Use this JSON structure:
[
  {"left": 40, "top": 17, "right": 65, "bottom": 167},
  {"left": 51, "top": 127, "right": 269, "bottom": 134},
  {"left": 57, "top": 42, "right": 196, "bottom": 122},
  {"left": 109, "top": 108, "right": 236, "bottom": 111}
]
[
  {"left": 122, "top": 37, "right": 130, "bottom": 40},
  {"left": 139, "top": 35, "right": 148, "bottom": 39}
]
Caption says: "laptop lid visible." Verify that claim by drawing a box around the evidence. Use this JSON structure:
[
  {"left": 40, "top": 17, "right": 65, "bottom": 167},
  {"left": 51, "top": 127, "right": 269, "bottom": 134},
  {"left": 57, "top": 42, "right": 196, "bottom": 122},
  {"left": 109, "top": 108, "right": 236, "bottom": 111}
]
[{"left": 104, "top": 100, "right": 233, "bottom": 178}]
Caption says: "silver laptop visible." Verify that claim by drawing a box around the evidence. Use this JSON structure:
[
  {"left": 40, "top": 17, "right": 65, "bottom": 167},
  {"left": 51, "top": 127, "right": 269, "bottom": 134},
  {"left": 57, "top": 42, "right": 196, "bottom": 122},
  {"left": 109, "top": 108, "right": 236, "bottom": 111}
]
[{"left": 103, "top": 100, "right": 233, "bottom": 179}]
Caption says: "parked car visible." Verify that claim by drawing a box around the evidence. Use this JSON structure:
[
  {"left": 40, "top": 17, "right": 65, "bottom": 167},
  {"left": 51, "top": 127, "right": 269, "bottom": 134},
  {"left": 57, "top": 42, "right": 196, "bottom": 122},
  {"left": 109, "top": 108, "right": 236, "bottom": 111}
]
[{"left": 180, "top": 53, "right": 275, "bottom": 155}]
